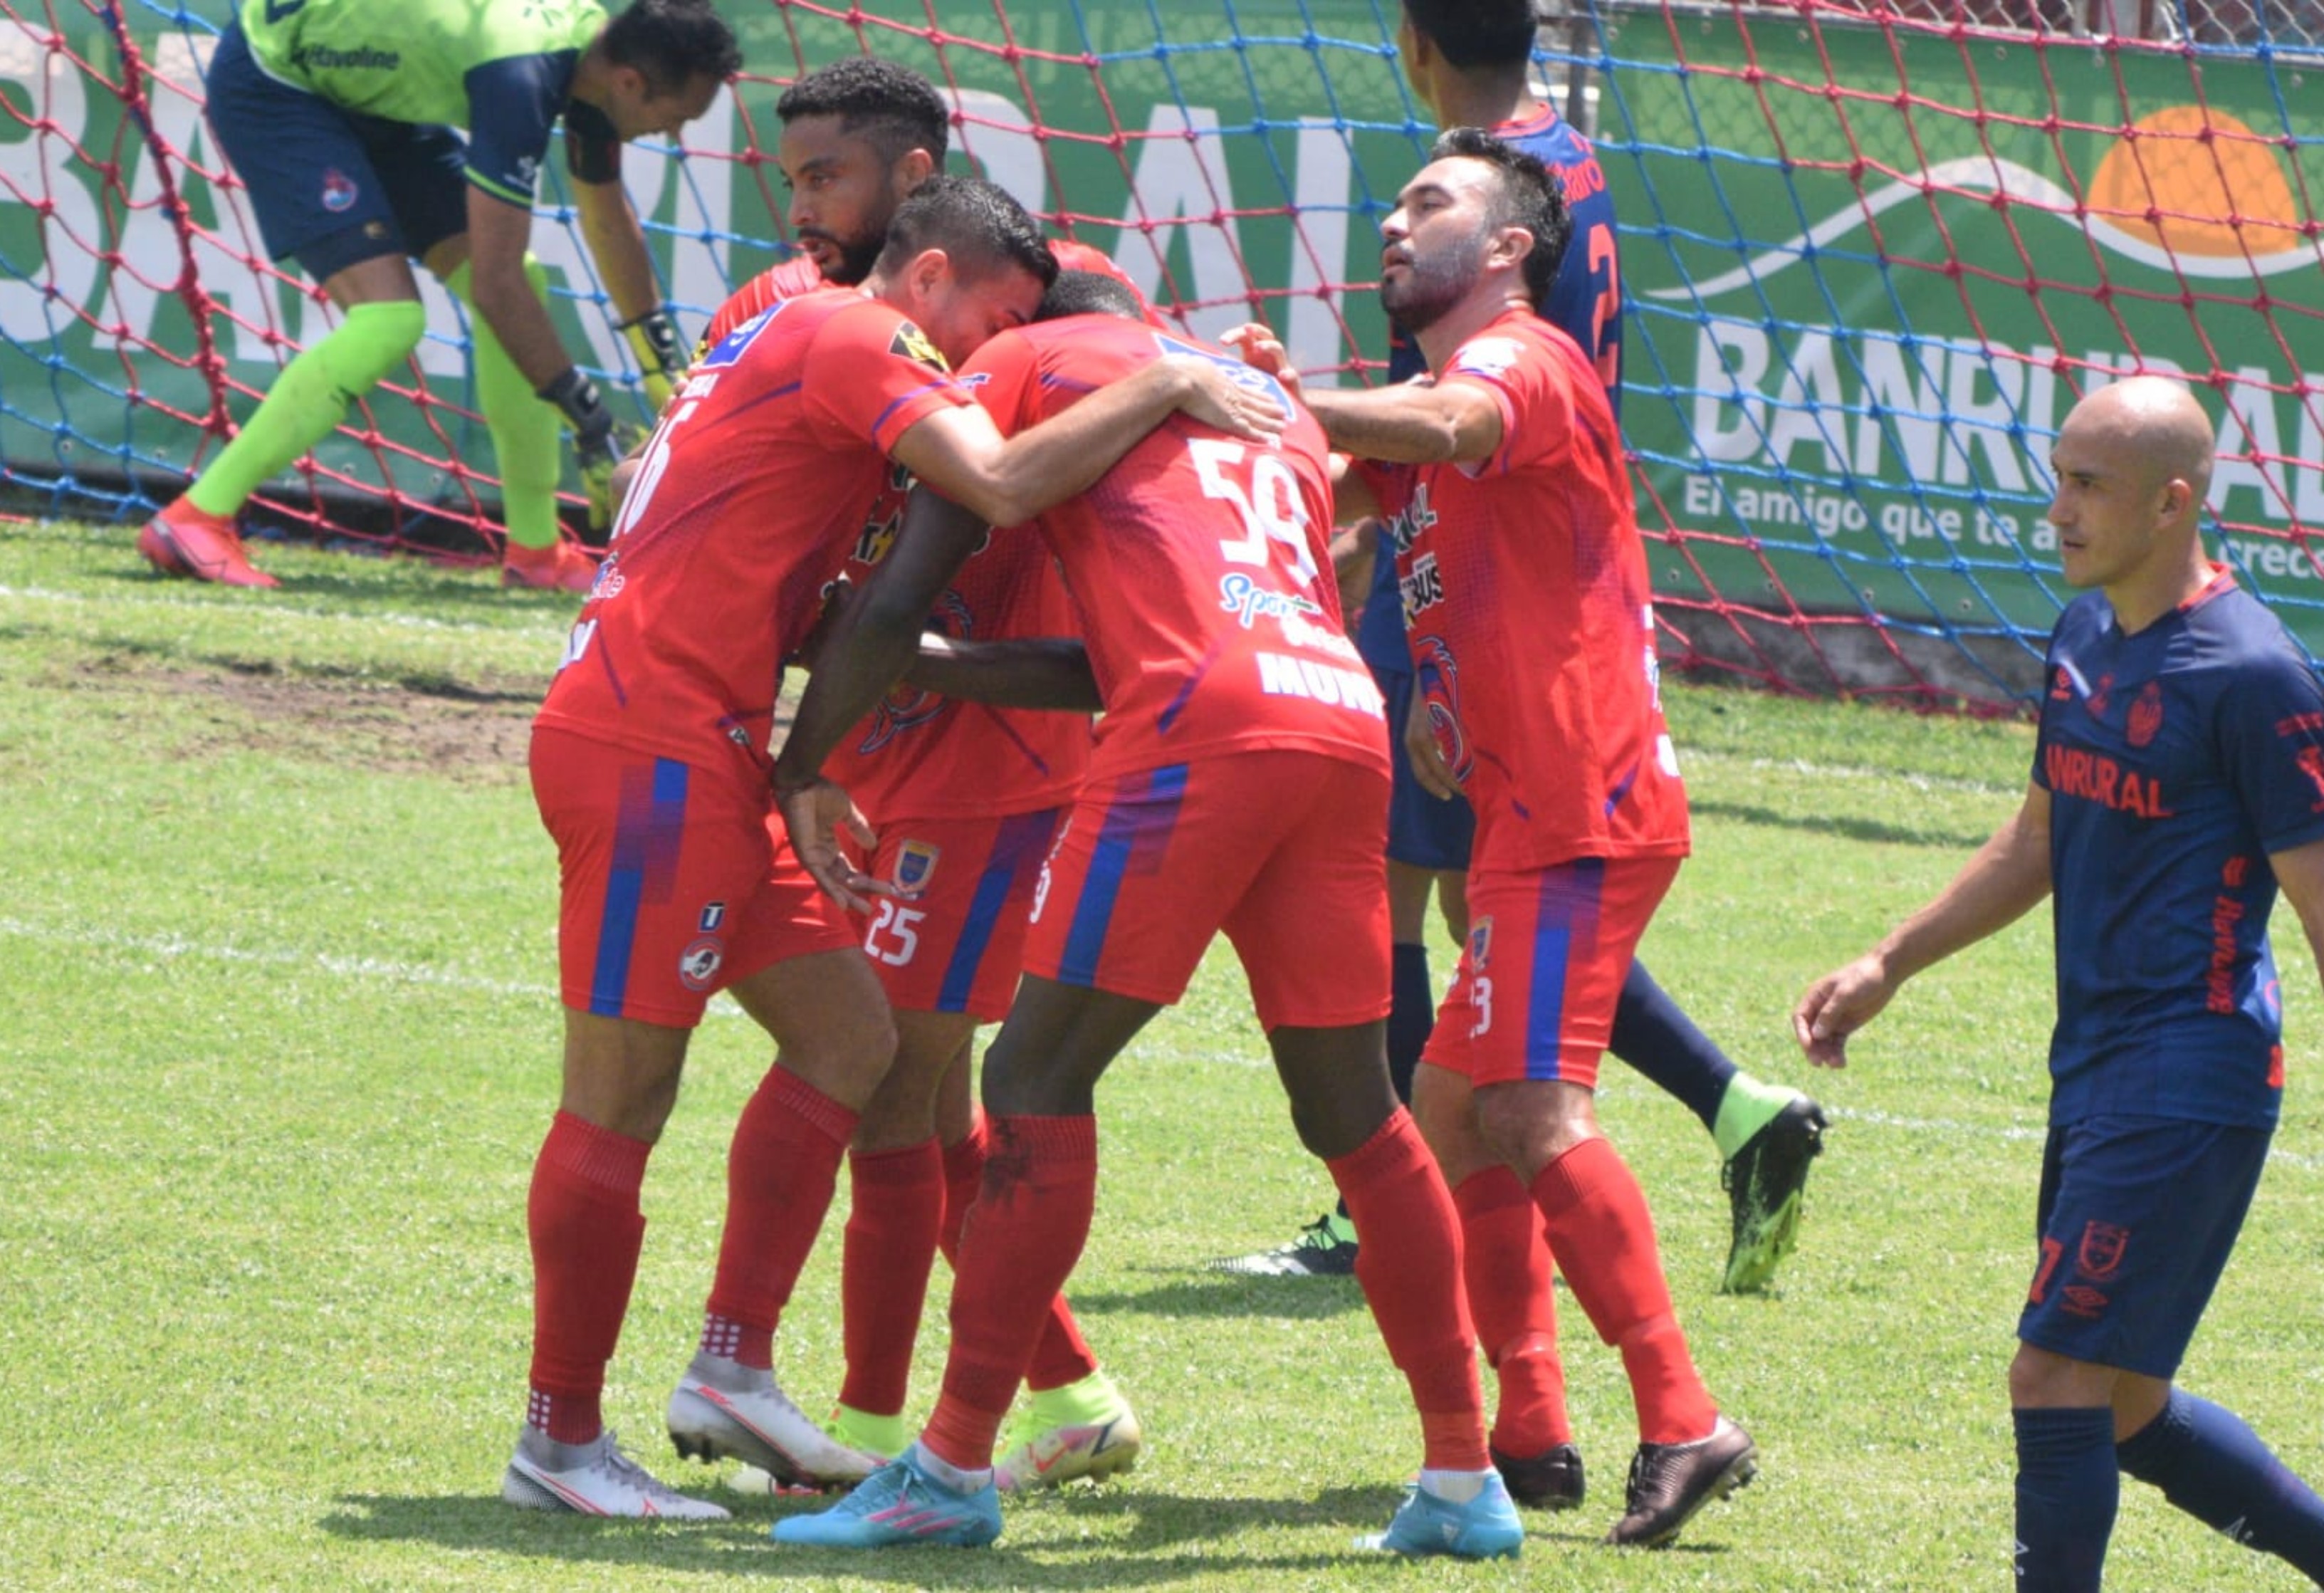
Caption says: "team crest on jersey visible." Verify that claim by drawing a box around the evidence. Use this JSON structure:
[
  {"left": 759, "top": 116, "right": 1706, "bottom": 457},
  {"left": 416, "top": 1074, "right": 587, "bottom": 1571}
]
[
  {"left": 2076, "top": 1221, "right": 2129, "bottom": 1281},
  {"left": 858, "top": 592, "right": 970, "bottom": 754},
  {"left": 2126, "top": 682, "right": 2163, "bottom": 748},
  {"left": 2085, "top": 672, "right": 2113, "bottom": 719},
  {"left": 889, "top": 320, "right": 949, "bottom": 372},
  {"left": 2298, "top": 746, "right": 2324, "bottom": 808},
  {"left": 1412, "top": 633, "right": 1475, "bottom": 787},
  {"left": 1467, "top": 916, "right": 1493, "bottom": 972},
  {"left": 320, "top": 168, "right": 358, "bottom": 214},
  {"left": 678, "top": 937, "right": 724, "bottom": 991},
  {"left": 2049, "top": 666, "right": 2073, "bottom": 702},
  {"left": 894, "top": 840, "right": 941, "bottom": 895}
]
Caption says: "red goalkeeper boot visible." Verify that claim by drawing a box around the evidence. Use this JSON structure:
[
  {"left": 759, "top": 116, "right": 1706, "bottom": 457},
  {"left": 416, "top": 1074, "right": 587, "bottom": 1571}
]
[
  {"left": 137, "top": 498, "right": 278, "bottom": 589},
  {"left": 501, "top": 538, "right": 600, "bottom": 593}
]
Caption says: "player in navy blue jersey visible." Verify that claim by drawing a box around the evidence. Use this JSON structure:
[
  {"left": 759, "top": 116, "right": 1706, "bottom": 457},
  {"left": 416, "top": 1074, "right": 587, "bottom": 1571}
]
[
  {"left": 1795, "top": 375, "right": 2324, "bottom": 1592},
  {"left": 1213, "top": 0, "right": 1828, "bottom": 1301}
]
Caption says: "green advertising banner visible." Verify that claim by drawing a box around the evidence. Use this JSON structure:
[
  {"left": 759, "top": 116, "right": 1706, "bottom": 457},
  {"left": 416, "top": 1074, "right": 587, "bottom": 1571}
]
[
  {"left": 0, "top": 1, "right": 1430, "bottom": 522},
  {"left": 1598, "top": 6, "right": 2324, "bottom": 649}
]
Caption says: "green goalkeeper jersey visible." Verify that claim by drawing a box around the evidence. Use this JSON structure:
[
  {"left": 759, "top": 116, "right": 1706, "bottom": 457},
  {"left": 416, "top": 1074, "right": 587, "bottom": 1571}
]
[{"left": 238, "top": 0, "right": 611, "bottom": 204}]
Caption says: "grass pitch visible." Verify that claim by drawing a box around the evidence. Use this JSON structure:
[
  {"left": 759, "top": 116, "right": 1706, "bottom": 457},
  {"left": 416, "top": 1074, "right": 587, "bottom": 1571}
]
[{"left": 3, "top": 518, "right": 2320, "bottom": 1590}]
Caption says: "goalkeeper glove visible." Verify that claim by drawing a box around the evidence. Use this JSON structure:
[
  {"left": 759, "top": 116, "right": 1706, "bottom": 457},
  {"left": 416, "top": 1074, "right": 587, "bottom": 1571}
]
[
  {"left": 540, "top": 366, "right": 621, "bottom": 531},
  {"left": 619, "top": 307, "right": 684, "bottom": 413}
]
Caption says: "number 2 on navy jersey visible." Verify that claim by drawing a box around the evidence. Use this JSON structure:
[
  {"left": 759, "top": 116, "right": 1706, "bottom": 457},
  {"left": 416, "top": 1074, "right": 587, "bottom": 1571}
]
[{"left": 1188, "top": 438, "right": 1317, "bottom": 585}]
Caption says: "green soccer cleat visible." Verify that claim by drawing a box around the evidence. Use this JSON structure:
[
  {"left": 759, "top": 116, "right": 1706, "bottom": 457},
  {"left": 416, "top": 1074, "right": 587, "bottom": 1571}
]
[
  {"left": 994, "top": 1369, "right": 1143, "bottom": 1490},
  {"left": 1719, "top": 1097, "right": 1828, "bottom": 1293}
]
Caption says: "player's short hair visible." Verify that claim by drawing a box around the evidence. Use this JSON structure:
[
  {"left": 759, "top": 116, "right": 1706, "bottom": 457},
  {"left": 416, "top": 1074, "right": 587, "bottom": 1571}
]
[
  {"left": 602, "top": 0, "right": 743, "bottom": 94},
  {"left": 776, "top": 57, "right": 953, "bottom": 166},
  {"left": 1401, "top": 0, "right": 1538, "bottom": 71},
  {"left": 1430, "top": 126, "right": 1570, "bottom": 310},
  {"left": 1037, "top": 269, "right": 1146, "bottom": 323},
  {"left": 878, "top": 175, "right": 1059, "bottom": 289}
]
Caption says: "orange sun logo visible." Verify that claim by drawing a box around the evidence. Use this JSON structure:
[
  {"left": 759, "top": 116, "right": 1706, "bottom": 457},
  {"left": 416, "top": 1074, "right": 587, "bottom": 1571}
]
[{"left": 2086, "top": 105, "right": 2306, "bottom": 260}]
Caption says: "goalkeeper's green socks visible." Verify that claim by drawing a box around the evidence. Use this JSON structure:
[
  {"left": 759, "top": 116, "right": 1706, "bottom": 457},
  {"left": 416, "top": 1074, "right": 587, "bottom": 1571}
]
[
  {"left": 184, "top": 299, "right": 426, "bottom": 519},
  {"left": 447, "top": 258, "right": 563, "bottom": 551}
]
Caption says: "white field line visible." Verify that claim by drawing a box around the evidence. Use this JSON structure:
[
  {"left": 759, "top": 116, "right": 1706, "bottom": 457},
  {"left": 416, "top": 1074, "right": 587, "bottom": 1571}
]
[
  {"left": 0, "top": 582, "right": 560, "bottom": 641},
  {"left": 11, "top": 921, "right": 2316, "bottom": 1172}
]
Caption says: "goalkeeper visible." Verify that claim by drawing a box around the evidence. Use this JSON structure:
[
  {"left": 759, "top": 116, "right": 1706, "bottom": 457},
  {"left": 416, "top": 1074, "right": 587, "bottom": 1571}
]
[{"left": 138, "top": 0, "right": 738, "bottom": 592}]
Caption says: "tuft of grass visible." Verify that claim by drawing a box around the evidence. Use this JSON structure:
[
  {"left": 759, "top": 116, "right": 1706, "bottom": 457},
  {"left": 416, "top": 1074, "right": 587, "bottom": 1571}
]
[{"left": 3, "top": 518, "right": 2318, "bottom": 1590}]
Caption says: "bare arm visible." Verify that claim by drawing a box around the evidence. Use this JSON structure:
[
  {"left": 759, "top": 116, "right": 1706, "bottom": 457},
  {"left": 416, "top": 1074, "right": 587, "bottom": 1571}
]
[
  {"left": 1793, "top": 782, "right": 2054, "bottom": 1067},
  {"left": 907, "top": 634, "right": 1101, "bottom": 712},
  {"left": 464, "top": 189, "right": 572, "bottom": 390},
  {"left": 887, "top": 355, "right": 1284, "bottom": 530},
  {"left": 2267, "top": 835, "right": 2324, "bottom": 996},
  {"left": 571, "top": 177, "right": 660, "bottom": 323},
  {"left": 1304, "top": 381, "right": 1504, "bottom": 466},
  {"left": 773, "top": 490, "right": 993, "bottom": 910}
]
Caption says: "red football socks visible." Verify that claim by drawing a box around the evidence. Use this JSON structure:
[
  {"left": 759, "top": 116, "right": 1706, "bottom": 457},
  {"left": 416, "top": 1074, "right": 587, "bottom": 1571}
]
[
  {"left": 942, "top": 1114, "right": 1100, "bottom": 1393},
  {"left": 701, "top": 1066, "right": 859, "bottom": 1371},
  {"left": 923, "top": 1114, "right": 1098, "bottom": 1472},
  {"left": 1452, "top": 1165, "right": 1572, "bottom": 1454},
  {"left": 526, "top": 1109, "right": 653, "bottom": 1446},
  {"left": 1531, "top": 1135, "right": 1717, "bottom": 1446},
  {"left": 1328, "top": 1108, "right": 1489, "bottom": 1473},
  {"left": 837, "top": 1138, "right": 945, "bottom": 1417}
]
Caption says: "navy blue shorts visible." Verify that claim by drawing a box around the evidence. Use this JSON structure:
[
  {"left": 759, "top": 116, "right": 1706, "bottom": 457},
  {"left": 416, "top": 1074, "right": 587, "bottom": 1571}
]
[
  {"left": 204, "top": 21, "right": 469, "bottom": 281},
  {"left": 2018, "top": 1114, "right": 2270, "bottom": 1379},
  {"left": 1378, "top": 666, "right": 1476, "bottom": 872}
]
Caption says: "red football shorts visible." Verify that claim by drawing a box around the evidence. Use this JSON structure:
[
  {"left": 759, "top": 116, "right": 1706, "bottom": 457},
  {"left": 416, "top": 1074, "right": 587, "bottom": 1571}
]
[
  {"left": 1423, "top": 854, "right": 1682, "bottom": 1089},
  {"left": 532, "top": 727, "right": 857, "bottom": 1028},
  {"left": 1021, "top": 749, "right": 1391, "bottom": 1030},
  {"left": 838, "top": 805, "right": 1068, "bottom": 1022}
]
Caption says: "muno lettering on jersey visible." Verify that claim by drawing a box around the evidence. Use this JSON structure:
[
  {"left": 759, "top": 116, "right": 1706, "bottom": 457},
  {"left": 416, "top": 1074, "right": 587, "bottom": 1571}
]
[{"left": 1255, "top": 652, "right": 1386, "bottom": 718}]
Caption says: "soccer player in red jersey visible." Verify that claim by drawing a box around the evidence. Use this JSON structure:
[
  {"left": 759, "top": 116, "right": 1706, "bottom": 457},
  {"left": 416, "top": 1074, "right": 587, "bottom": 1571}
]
[
  {"left": 1229, "top": 130, "right": 1757, "bottom": 1549},
  {"left": 675, "top": 57, "right": 1143, "bottom": 1483},
  {"left": 702, "top": 56, "right": 1151, "bottom": 350},
  {"left": 763, "top": 272, "right": 1522, "bottom": 1559},
  {"left": 505, "top": 180, "right": 1284, "bottom": 1520}
]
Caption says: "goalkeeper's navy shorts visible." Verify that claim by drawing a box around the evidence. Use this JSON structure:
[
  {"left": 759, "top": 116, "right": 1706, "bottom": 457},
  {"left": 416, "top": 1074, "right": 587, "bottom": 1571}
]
[{"left": 204, "top": 20, "right": 467, "bottom": 280}]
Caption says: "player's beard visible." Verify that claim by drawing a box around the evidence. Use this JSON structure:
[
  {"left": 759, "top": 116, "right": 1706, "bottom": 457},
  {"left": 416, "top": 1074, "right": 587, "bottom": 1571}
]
[
  {"left": 803, "top": 226, "right": 888, "bottom": 288},
  {"left": 1381, "top": 229, "right": 1489, "bottom": 337}
]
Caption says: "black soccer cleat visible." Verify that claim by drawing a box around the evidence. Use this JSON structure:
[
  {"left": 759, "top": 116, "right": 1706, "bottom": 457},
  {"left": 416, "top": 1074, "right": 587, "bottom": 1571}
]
[
  {"left": 1206, "top": 1211, "right": 1358, "bottom": 1277},
  {"left": 1492, "top": 1440, "right": 1586, "bottom": 1511},
  {"left": 1720, "top": 1097, "right": 1828, "bottom": 1293},
  {"left": 1605, "top": 1417, "right": 1757, "bottom": 1548}
]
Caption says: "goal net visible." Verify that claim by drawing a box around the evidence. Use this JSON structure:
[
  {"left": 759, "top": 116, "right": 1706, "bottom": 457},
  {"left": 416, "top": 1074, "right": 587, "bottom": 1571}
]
[{"left": 1, "top": 0, "right": 2315, "bottom": 704}]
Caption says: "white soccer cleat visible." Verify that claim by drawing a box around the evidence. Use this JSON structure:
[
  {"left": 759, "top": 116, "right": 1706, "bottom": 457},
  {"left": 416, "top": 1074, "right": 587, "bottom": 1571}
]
[
  {"left": 666, "top": 1352, "right": 881, "bottom": 1488},
  {"left": 501, "top": 1426, "right": 731, "bottom": 1519}
]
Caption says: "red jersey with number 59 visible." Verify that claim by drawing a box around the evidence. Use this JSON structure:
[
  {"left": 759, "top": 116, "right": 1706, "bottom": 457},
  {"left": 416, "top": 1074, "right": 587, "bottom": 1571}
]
[
  {"left": 961, "top": 316, "right": 1388, "bottom": 780},
  {"left": 536, "top": 289, "right": 975, "bottom": 775},
  {"left": 1386, "top": 309, "right": 1687, "bottom": 872}
]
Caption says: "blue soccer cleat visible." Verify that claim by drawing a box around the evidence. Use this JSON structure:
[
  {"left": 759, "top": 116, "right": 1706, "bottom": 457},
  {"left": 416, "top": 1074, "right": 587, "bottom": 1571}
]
[
  {"left": 1355, "top": 1472, "right": 1524, "bottom": 1560},
  {"left": 770, "top": 1445, "right": 1003, "bottom": 1550}
]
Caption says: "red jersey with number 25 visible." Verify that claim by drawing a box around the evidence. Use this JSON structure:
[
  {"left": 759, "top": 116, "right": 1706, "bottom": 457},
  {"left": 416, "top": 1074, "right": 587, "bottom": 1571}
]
[
  {"left": 1388, "top": 309, "right": 1687, "bottom": 872},
  {"left": 537, "top": 289, "right": 975, "bottom": 776},
  {"left": 962, "top": 315, "right": 1388, "bottom": 781}
]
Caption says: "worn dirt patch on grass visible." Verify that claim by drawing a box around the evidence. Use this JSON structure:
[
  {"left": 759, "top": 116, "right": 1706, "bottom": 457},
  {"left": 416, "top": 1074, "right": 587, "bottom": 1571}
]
[{"left": 75, "top": 653, "right": 547, "bottom": 783}]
